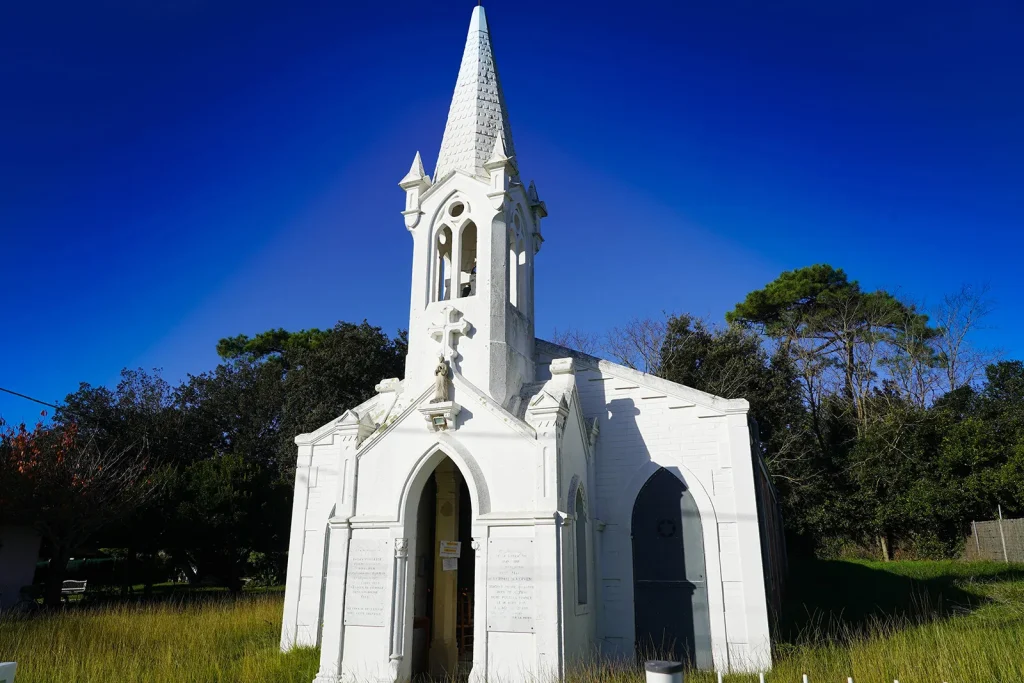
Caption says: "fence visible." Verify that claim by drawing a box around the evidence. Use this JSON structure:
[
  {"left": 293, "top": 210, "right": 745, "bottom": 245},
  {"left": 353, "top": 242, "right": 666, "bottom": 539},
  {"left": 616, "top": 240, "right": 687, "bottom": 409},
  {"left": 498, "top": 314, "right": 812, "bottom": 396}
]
[{"left": 964, "top": 507, "right": 1024, "bottom": 562}]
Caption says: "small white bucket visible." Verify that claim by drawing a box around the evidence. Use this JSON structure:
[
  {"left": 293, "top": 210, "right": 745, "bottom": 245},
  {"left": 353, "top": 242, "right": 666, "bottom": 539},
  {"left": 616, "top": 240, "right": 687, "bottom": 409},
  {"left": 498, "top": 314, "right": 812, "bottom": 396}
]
[{"left": 645, "top": 660, "right": 683, "bottom": 683}]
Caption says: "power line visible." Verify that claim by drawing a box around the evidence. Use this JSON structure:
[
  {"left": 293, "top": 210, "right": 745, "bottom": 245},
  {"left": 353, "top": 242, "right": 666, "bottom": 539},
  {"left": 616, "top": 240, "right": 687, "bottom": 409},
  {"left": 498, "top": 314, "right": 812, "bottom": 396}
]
[{"left": 0, "top": 386, "right": 58, "bottom": 409}]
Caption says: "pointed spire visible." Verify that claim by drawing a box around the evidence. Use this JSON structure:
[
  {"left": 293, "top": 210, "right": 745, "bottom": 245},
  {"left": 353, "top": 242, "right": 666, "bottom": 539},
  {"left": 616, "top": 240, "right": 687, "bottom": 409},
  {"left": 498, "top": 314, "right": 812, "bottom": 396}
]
[
  {"left": 399, "top": 151, "right": 430, "bottom": 189},
  {"left": 434, "top": 6, "right": 517, "bottom": 182}
]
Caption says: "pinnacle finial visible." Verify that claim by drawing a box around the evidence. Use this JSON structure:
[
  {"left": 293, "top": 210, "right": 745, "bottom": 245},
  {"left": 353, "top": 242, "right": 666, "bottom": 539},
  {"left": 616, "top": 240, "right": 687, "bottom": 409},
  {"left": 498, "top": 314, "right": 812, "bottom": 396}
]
[
  {"left": 399, "top": 151, "right": 430, "bottom": 189},
  {"left": 409, "top": 151, "right": 426, "bottom": 177},
  {"left": 488, "top": 134, "right": 507, "bottom": 164}
]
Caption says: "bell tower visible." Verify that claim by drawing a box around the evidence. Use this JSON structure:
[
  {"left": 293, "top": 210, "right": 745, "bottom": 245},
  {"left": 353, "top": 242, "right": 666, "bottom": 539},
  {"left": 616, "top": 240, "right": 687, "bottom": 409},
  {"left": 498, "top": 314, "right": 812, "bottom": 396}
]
[{"left": 400, "top": 6, "right": 547, "bottom": 408}]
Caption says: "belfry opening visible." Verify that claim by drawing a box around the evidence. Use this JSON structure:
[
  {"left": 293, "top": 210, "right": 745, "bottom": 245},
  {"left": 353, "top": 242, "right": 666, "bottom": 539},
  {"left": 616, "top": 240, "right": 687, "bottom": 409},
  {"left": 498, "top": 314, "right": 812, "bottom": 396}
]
[{"left": 411, "top": 457, "right": 476, "bottom": 680}]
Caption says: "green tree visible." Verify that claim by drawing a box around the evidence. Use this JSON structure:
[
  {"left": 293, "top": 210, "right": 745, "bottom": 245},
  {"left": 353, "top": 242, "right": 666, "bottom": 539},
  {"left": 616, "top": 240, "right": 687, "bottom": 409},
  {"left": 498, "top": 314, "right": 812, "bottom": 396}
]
[
  {"left": 657, "top": 315, "right": 825, "bottom": 547},
  {"left": 56, "top": 370, "right": 184, "bottom": 594},
  {"left": 727, "top": 264, "right": 933, "bottom": 436}
]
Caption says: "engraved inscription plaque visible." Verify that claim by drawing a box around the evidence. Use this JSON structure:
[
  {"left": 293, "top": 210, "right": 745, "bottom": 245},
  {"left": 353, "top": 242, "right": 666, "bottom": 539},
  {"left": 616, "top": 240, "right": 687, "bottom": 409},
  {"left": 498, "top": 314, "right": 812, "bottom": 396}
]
[
  {"left": 344, "top": 538, "right": 390, "bottom": 627},
  {"left": 486, "top": 538, "right": 535, "bottom": 632}
]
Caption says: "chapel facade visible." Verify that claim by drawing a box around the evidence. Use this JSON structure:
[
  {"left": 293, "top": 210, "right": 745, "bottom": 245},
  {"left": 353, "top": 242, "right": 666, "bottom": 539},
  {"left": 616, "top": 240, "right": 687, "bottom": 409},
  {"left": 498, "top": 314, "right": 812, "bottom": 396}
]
[{"left": 280, "top": 8, "right": 785, "bottom": 682}]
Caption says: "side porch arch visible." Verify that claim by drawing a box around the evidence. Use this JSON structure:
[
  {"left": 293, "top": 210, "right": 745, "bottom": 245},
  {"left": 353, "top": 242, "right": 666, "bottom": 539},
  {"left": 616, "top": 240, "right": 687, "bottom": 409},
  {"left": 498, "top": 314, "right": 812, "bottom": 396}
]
[{"left": 605, "top": 461, "right": 728, "bottom": 671}]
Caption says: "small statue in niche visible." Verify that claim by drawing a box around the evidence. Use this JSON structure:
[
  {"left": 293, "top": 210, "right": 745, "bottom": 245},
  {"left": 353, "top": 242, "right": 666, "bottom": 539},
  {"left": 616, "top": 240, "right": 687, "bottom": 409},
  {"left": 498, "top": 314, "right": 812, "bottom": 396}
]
[{"left": 432, "top": 356, "right": 450, "bottom": 403}]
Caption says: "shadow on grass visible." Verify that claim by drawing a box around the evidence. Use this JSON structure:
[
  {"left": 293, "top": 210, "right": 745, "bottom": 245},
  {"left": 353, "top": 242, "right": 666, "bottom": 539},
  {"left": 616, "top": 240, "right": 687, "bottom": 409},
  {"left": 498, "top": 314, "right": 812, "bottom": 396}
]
[
  {"left": 14, "top": 582, "right": 284, "bottom": 617},
  {"left": 777, "top": 559, "right": 1024, "bottom": 645}
]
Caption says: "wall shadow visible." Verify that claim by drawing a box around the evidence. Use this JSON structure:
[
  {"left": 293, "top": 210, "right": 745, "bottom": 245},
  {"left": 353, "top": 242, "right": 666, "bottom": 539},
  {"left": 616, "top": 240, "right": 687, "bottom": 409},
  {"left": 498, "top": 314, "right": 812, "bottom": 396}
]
[{"left": 777, "top": 559, "right": 1013, "bottom": 644}]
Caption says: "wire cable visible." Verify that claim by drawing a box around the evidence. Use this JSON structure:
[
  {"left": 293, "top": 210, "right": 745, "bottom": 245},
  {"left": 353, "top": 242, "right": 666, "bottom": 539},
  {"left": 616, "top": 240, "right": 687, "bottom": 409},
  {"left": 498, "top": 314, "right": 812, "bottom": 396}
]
[{"left": 0, "top": 386, "right": 58, "bottom": 409}]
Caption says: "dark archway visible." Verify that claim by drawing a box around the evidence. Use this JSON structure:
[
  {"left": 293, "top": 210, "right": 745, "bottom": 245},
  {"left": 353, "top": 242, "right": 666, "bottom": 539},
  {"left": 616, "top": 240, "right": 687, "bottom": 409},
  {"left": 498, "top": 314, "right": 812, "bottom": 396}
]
[
  {"left": 631, "top": 467, "right": 712, "bottom": 668},
  {"left": 410, "top": 457, "right": 475, "bottom": 680}
]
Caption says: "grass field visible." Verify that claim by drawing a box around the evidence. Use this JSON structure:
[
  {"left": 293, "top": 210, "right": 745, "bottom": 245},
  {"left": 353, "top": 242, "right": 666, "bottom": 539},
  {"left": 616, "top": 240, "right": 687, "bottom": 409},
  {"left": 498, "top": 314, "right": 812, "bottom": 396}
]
[{"left": 2, "top": 560, "right": 1024, "bottom": 682}]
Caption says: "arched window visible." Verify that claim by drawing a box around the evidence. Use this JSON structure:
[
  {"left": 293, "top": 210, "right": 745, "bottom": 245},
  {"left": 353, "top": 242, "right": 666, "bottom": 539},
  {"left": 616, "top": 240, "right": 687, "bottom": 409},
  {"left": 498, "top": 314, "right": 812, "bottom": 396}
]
[
  {"left": 458, "top": 222, "right": 477, "bottom": 298},
  {"left": 507, "top": 229, "right": 518, "bottom": 308},
  {"left": 575, "top": 488, "right": 588, "bottom": 605},
  {"left": 435, "top": 226, "right": 453, "bottom": 301},
  {"left": 517, "top": 239, "right": 526, "bottom": 302}
]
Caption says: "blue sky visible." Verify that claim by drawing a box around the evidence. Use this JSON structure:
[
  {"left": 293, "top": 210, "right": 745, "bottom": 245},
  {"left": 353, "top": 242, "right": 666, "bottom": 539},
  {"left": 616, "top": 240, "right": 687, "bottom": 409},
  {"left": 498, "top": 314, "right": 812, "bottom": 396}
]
[{"left": 1, "top": 0, "right": 1021, "bottom": 425}]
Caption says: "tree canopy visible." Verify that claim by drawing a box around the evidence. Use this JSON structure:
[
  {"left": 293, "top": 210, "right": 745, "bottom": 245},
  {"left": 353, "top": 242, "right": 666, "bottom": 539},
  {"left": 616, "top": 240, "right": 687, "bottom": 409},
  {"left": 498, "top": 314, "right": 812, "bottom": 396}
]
[{"left": 1, "top": 265, "right": 1015, "bottom": 593}]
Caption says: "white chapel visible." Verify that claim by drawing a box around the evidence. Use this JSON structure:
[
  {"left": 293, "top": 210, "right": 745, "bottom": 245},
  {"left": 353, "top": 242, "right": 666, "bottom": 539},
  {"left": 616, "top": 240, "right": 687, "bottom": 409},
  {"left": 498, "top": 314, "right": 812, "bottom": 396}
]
[{"left": 281, "top": 7, "right": 785, "bottom": 682}]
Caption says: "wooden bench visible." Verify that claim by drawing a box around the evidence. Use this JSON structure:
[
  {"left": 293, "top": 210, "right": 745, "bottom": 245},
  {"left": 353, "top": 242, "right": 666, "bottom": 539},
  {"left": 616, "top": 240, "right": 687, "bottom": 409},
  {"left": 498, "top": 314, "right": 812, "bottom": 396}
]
[
  {"left": 0, "top": 661, "right": 17, "bottom": 683},
  {"left": 61, "top": 580, "right": 87, "bottom": 602}
]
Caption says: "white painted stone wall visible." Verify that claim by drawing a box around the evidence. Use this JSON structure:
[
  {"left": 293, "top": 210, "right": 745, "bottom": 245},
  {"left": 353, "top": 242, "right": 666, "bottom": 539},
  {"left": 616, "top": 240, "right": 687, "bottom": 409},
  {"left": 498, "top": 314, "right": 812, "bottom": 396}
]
[
  {"left": 290, "top": 372, "right": 574, "bottom": 683},
  {"left": 558, "top": 396, "right": 598, "bottom": 666},
  {"left": 537, "top": 341, "right": 773, "bottom": 672}
]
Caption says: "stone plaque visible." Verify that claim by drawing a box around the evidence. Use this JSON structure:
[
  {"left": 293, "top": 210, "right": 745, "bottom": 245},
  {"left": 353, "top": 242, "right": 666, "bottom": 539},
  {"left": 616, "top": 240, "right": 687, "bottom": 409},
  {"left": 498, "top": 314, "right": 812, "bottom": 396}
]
[
  {"left": 486, "top": 538, "right": 535, "bottom": 632},
  {"left": 344, "top": 538, "right": 390, "bottom": 627}
]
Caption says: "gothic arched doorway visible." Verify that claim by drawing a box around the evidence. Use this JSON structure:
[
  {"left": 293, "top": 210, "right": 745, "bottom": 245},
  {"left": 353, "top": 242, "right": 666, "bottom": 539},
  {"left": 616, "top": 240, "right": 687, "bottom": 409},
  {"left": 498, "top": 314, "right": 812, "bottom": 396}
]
[
  {"left": 631, "top": 467, "right": 712, "bottom": 668},
  {"left": 410, "top": 457, "right": 476, "bottom": 680}
]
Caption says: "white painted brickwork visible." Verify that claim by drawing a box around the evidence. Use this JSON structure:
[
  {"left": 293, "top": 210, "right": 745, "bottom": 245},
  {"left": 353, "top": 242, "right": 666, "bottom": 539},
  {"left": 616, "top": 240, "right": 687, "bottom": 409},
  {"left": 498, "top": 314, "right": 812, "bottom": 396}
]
[{"left": 539, "top": 341, "right": 773, "bottom": 672}]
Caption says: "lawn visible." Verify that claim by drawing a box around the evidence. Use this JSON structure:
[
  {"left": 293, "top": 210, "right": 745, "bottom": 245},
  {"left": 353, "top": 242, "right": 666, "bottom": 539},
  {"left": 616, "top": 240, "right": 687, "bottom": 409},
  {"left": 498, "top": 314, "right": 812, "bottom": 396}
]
[{"left": 2, "top": 560, "right": 1024, "bottom": 682}]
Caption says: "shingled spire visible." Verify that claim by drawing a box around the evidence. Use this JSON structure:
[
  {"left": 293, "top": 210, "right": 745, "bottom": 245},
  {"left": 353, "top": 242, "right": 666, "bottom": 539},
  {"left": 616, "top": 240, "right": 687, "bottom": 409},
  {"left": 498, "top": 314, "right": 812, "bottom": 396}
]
[{"left": 433, "top": 6, "right": 516, "bottom": 182}]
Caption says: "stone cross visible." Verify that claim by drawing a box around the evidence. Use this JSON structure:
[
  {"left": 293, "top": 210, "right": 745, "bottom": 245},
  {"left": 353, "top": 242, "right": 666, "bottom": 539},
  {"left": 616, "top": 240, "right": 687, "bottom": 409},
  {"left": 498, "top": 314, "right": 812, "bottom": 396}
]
[{"left": 428, "top": 305, "right": 470, "bottom": 361}]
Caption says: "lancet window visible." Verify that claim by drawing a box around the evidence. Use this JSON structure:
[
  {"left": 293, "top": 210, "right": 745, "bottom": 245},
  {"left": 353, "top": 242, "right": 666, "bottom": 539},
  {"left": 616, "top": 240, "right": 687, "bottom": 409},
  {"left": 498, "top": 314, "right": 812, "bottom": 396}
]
[
  {"left": 435, "top": 225, "right": 453, "bottom": 302},
  {"left": 458, "top": 222, "right": 477, "bottom": 298},
  {"left": 433, "top": 200, "right": 478, "bottom": 303},
  {"left": 508, "top": 229, "right": 520, "bottom": 308},
  {"left": 508, "top": 212, "right": 526, "bottom": 308},
  {"left": 575, "top": 488, "right": 589, "bottom": 605}
]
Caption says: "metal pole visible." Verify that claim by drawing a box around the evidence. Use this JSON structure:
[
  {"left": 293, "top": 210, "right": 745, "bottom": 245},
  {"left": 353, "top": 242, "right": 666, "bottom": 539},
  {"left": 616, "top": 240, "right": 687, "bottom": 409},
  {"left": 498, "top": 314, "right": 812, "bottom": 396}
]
[
  {"left": 999, "top": 505, "right": 1009, "bottom": 564},
  {"left": 973, "top": 520, "right": 981, "bottom": 558}
]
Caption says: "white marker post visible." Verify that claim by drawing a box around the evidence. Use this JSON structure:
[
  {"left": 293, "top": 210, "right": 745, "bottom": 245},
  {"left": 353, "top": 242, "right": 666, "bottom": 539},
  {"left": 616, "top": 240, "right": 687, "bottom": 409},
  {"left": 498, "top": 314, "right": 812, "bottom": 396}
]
[
  {"left": 0, "top": 662, "right": 16, "bottom": 683},
  {"left": 644, "top": 661, "right": 683, "bottom": 683}
]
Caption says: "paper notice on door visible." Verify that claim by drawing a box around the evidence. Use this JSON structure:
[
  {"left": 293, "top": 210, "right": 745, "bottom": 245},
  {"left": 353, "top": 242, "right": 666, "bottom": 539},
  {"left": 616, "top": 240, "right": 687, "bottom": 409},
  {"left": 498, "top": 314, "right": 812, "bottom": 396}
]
[
  {"left": 439, "top": 540, "right": 461, "bottom": 558},
  {"left": 442, "top": 558, "right": 458, "bottom": 571}
]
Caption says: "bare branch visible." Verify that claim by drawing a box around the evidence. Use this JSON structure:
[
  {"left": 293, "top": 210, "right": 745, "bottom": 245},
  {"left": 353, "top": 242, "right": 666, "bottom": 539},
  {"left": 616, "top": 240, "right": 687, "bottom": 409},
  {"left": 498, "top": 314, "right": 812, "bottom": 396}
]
[
  {"left": 933, "top": 284, "right": 999, "bottom": 392},
  {"left": 548, "top": 327, "right": 603, "bottom": 356},
  {"left": 604, "top": 316, "right": 667, "bottom": 375}
]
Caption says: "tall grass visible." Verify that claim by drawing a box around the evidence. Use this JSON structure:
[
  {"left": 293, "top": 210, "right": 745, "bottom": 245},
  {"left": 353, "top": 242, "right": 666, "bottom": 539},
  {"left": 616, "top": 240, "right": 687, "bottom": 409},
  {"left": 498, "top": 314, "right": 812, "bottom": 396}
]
[
  {"left": 0, "top": 595, "right": 318, "bottom": 683},
  {"left": 3, "top": 561, "right": 1024, "bottom": 682}
]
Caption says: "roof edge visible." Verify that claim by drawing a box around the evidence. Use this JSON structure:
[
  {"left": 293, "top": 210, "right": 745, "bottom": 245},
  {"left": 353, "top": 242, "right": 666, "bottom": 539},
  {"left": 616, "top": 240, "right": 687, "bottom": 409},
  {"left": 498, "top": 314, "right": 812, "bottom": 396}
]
[{"left": 534, "top": 338, "right": 750, "bottom": 414}]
